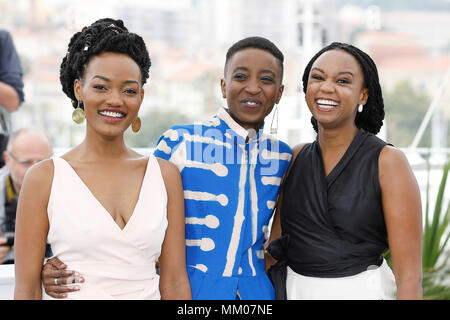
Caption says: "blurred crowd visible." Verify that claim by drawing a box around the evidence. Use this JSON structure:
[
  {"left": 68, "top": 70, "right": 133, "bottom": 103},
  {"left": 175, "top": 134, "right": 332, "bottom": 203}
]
[{"left": 0, "top": 29, "right": 52, "bottom": 264}]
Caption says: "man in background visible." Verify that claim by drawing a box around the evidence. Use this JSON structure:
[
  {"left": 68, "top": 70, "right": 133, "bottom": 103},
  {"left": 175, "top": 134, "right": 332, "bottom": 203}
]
[
  {"left": 0, "top": 29, "right": 25, "bottom": 167},
  {"left": 0, "top": 127, "right": 52, "bottom": 264}
]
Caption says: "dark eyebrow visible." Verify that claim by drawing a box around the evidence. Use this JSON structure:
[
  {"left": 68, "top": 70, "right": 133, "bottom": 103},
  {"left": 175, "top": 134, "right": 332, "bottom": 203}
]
[
  {"left": 232, "top": 67, "right": 249, "bottom": 73},
  {"left": 92, "top": 75, "right": 139, "bottom": 85},
  {"left": 311, "top": 68, "right": 354, "bottom": 77},
  {"left": 261, "top": 69, "right": 276, "bottom": 77},
  {"left": 232, "top": 67, "right": 276, "bottom": 77},
  {"left": 338, "top": 71, "right": 354, "bottom": 77},
  {"left": 92, "top": 75, "right": 111, "bottom": 82},
  {"left": 311, "top": 67, "right": 324, "bottom": 73},
  {"left": 123, "top": 80, "right": 140, "bottom": 85}
]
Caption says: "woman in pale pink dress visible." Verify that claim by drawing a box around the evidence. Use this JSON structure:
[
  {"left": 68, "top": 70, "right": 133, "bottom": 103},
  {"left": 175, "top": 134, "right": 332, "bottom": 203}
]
[{"left": 14, "top": 18, "right": 191, "bottom": 300}]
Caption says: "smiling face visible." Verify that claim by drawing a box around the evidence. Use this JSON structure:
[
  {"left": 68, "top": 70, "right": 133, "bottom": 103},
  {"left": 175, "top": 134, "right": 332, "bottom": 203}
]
[
  {"left": 306, "top": 49, "right": 368, "bottom": 131},
  {"left": 221, "top": 48, "right": 284, "bottom": 132},
  {"left": 74, "top": 52, "right": 144, "bottom": 138}
]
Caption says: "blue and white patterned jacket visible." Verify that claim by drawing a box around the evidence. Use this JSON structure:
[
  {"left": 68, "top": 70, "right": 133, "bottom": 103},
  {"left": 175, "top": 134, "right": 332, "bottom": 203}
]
[{"left": 154, "top": 108, "right": 292, "bottom": 300}]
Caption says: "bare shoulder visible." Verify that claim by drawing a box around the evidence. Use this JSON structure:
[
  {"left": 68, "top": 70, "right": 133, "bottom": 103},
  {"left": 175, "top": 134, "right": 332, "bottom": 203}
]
[
  {"left": 291, "top": 143, "right": 308, "bottom": 162},
  {"left": 155, "top": 157, "right": 184, "bottom": 210},
  {"left": 378, "top": 145, "right": 417, "bottom": 189},
  {"left": 23, "top": 158, "right": 54, "bottom": 187},
  {"left": 20, "top": 158, "right": 54, "bottom": 206},
  {"left": 155, "top": 157, "right": 181, "bottom": 184},
  {"left": 156, "top": 157, "right": 180, "bottom": 175},
  {"left": 379, "top": 145, "right": 410, "bottom": 172}
]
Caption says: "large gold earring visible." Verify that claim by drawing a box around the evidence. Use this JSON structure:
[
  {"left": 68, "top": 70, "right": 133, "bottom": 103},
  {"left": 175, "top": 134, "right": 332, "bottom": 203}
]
[
  {"left": 72, "top": 100, "right": 85, "bottom": 124},
  {"left": 132, "top": 116, "right": 141, "bottom": 133}
]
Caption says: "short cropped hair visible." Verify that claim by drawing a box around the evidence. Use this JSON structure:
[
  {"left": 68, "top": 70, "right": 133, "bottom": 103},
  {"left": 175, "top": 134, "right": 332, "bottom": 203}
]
[{"left": 225, "top": 36, "right": 284, "bottom": 83}]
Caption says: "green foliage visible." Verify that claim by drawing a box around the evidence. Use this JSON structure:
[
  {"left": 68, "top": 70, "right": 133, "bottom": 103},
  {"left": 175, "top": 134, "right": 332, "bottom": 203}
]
[
  {"left": 422, "top": 265, "right": 450, "bottom": 300},
  {"left": 383, "top": 81, "right": 431, "bottom": 147},
  {"left": 423, "top": 159, "right": 450, "bottom": 269},
  {"left": 422, "top": 158, "right": 450, "bottom": 300}
]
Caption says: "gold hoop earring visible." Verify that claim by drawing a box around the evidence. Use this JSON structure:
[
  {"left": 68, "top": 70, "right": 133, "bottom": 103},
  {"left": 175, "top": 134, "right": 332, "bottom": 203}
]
[
  {"left": 132, "top": 116, "right": 141, "bottom": 133},
  {"left": 72, "top": 101, "right": 85, "bottom": 124}
]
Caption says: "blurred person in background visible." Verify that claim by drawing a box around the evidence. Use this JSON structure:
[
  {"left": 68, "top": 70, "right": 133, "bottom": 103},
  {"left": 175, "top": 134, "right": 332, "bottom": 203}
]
[
  {"left": 0, "top": 127, "right": 53, "bottom": 264},
  {"left": 0, "top": 29, "right": 25, "bottom": 167}
]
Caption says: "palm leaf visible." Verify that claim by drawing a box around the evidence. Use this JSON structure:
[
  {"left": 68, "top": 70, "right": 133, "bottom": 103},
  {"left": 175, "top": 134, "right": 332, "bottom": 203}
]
[
  {"left": 423, "top": 158, "right": 450, "bottom": 268},
  {"left": 421, "top": 157, "right": 450, "bottom": 299},
  {"left": 423, "top": 157, "right": 432, "bottom": 265},
  {"left": 423, "top": 263, "right": 450, "bottom": 300}
]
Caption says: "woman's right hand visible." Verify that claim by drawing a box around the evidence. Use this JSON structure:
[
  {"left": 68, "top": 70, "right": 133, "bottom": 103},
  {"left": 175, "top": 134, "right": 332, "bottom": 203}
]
[{"left": 41, "top": 256, "right": 84, "bottom": 298}]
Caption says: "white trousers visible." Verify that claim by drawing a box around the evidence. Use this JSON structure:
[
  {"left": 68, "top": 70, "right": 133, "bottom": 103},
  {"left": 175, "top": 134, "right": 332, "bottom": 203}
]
[{"left": 286, "top": 260, "right": 397, "bottom": 300}]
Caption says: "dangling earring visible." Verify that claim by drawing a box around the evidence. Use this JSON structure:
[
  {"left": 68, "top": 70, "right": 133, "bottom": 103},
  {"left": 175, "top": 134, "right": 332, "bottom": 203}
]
[
  {"left": 358, "top": 104, "right": 364, "bottom": 113},
  {"left": 270, "top": 104, "right": 279, "bottom": 138},
  {"left": 132, "top": 116, "right": 141, "bottom": 133},
  {"left": 72, "top": 100, "right": 85, "bottom": 124}
]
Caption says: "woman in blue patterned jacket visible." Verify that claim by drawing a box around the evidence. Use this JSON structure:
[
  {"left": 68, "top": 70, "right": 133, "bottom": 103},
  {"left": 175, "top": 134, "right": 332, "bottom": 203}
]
[{"left": 153, "top": 37, "right": 292, "bottom": 300}]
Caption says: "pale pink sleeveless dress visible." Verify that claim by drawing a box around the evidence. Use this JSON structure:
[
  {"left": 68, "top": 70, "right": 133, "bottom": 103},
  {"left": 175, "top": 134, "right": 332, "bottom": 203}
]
[{"left": 44, "top": 155, "right": 168, "bottom": 300}]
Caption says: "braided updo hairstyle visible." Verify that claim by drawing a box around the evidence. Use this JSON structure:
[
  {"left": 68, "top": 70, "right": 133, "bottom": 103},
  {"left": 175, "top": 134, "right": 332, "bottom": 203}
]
[
  {"left": 302, "top": 42, "right": 384, "bottom": 134},
  {"left": 60, "top": 18, "right": 151, "bottom": 109}
]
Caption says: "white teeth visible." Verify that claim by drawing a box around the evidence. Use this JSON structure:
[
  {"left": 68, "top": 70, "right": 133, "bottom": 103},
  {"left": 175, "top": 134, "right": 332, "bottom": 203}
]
[
  {"left": 318, "top": 105, "right": 335, "bottom": 110},
  {"left": 246, "top": 101, "right": 257, "bottom": 105},
  {"left": 99, "top": 111, "right": 125, "bottom": 118},
  {"left": 316, "top": 99, "right": 338, "bottom": 107}
]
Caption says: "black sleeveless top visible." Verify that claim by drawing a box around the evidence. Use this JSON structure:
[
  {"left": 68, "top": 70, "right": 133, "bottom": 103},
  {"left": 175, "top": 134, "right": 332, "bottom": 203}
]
[{"left": 281, "top": 129, "right": 389, "bottom": 277}]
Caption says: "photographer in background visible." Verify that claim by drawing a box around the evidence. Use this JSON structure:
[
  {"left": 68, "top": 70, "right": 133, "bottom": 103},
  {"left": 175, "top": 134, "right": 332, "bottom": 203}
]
[
  {"left": 0, "top": 29, "right": 25, "bottom": 167},
  {"left": 0, "top": 127, "right": 52, "bottom": 264}
]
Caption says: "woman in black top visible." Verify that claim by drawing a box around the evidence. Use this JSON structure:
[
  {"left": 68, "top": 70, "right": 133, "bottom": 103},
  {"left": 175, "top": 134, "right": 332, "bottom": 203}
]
[{"left": 267, "top": 43, "right": 422, "bottom": 299}]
